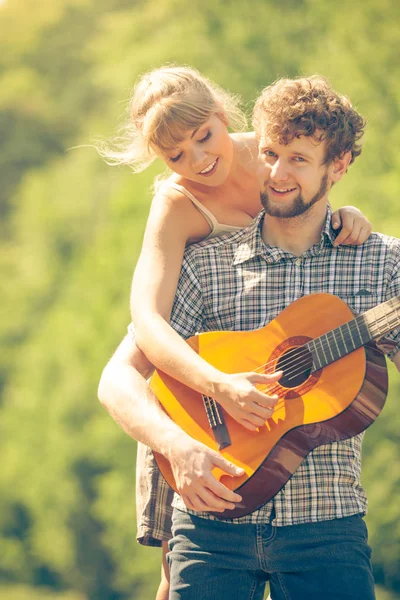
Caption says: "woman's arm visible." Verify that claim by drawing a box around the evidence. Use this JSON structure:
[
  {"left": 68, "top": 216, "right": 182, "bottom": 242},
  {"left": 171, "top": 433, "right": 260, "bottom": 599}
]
[
  {"left": 131, "top": 191, "right": 280, "bottom": 431},
  {"left": 131, "top": 195, "right": 371, "bottom": 427}
]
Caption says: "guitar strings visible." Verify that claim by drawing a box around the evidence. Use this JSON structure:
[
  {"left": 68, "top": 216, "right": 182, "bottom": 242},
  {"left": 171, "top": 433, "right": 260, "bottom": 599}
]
[
  {"left": 253, "top": 306, "right": 398, "bottom": 380},
  {"left": 252, "top": 308, "right": 396, "bottom": 399},
  {"left": 246, "top": 305, "right": 398, "bottom": 411},
  {"left": 240, "top": 311, "right": 393, "bottom": 395},
  {"left": 206, "top": 304, "right": 400, "bottom": 422},
  {"left": 252, "top": 346, "right": 309, "bottom": 376},
  {"left": 206, "top": 306, "right": 399, "bottom": 419},
  {"left": 247, "top": 313, "right": 373, "bottom": 378}
]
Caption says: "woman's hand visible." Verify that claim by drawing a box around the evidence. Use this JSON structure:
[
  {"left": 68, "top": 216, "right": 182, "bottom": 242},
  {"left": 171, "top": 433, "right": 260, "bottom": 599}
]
[
  {"left": 332, "top": 205, "right": 372, "bottom": 246},
  {"left": 212, "top": 371, "right": 282, "bottom": 431}
]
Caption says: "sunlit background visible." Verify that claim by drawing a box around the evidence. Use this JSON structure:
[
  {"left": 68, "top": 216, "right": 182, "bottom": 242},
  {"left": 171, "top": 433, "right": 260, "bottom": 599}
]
[{"left": 1, "top": 0, "right": 399, "bottom": 599}]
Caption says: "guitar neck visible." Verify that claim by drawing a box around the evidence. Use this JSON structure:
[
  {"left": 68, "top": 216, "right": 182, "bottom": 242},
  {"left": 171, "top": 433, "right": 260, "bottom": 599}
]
[{"left": 308, "top": 295, "right": 400, "bottom": 371}]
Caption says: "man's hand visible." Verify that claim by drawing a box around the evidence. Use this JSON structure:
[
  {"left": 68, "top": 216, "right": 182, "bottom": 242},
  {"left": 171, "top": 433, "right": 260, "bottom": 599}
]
[
  {"left": 165, "top": 436, "right": 244, "bottom": 512},
  {"left": 212, "top": 370, "right": 282, "bottom": 431}
]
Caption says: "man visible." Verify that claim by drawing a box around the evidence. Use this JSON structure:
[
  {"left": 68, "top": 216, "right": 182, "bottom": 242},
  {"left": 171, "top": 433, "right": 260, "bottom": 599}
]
[{"left": 99, "top": 76, "right": 400, "bottom": 599}]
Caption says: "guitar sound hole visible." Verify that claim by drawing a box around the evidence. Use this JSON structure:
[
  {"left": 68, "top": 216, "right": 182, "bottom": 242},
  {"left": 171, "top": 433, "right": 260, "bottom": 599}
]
[{"left": 277, "top": 346, "right": 313, "bottom": 388}]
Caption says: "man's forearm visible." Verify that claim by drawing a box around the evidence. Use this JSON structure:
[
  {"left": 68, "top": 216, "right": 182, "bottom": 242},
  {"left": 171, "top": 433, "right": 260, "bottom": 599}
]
[
  {"left": 98, "top": 335, "right": 192, "bottom": 457},
  {"left": 97, "top": 334, "right": 274, "bottom": 512}
]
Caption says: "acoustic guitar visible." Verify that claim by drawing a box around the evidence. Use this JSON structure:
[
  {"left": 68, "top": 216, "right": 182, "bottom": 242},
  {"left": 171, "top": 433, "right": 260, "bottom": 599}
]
[{"left": 150, "top": 293, "right": 400, "bottom": 518}]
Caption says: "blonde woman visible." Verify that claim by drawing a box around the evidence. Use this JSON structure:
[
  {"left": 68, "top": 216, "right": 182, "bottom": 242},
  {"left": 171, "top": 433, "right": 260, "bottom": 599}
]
[{"left": 103, "top": 66, "right": 372, "bottom": 600}]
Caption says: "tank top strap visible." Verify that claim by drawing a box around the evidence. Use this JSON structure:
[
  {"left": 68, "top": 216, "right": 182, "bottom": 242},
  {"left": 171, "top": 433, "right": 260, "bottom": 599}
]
[{"left": 166, "top": 182, "right": 219, "bottom": 232}]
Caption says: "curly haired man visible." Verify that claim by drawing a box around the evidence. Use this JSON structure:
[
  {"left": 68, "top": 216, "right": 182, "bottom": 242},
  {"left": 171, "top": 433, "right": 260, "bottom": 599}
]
[{"left": 100, "top": 76, "right": 400, "bottom": 600}]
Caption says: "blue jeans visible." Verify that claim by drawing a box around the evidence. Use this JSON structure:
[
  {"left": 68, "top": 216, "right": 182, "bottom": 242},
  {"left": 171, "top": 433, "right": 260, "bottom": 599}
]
[{"left": 168, "top": 509, "right": 375, "bottom": 600}]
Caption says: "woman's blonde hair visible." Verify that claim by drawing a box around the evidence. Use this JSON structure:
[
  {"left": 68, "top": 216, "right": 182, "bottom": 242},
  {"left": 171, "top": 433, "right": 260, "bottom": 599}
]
[{"left": 100, "top": 65, "right": 247, "bottom": 172}]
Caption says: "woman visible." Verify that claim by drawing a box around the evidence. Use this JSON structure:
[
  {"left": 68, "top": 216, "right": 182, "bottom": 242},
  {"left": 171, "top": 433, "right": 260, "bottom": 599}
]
[{"left": 103, "top": 65, "right": 372, "bottom": 600}]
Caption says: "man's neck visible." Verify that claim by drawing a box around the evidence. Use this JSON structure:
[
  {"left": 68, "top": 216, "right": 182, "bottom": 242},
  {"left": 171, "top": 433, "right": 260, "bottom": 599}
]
[{"left": 261, "top": 203, "right": 328, "bottom": 256}]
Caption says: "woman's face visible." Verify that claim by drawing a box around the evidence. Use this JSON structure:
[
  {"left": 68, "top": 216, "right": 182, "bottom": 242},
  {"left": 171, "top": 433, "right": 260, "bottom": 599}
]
[{"left": 157, "top": 114, "right": 234, "bottom": 186}]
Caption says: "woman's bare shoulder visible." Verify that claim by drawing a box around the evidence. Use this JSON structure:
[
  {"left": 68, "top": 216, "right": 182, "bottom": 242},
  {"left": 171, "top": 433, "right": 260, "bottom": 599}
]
[
  {"left": 151, "top": 179, "right": 195, "bottom": 212},
  {"left": 148, "top": 181, "right": 212, "bottom": 243},
  {"left": 231, "top": 131, "right": 257, "bottom": 147},
  {"left": 231, "top": 131, "right": 259, "bottom": 174},
  {"left": 231, "top": 130, "right": 256, "bottom": 140}
]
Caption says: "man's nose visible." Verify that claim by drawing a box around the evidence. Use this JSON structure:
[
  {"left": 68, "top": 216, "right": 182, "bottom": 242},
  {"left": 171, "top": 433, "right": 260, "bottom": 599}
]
[{"left": 270, "top": 158, "right": 289, "bottom": 181}]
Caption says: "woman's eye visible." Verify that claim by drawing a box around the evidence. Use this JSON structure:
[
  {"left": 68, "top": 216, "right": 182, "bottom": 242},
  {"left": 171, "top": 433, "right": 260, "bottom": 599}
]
[
  {"left": 169, "top": 152, "right": 183, "bottom": 163},
  {"left": 198, "top": 131, "right": 211, "bottom": 144}
]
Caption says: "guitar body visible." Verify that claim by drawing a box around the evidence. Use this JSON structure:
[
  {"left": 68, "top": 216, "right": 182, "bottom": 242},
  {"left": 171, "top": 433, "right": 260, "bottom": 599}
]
[{"left": 150, "top": 293, "right": 388, "bottom": 518}]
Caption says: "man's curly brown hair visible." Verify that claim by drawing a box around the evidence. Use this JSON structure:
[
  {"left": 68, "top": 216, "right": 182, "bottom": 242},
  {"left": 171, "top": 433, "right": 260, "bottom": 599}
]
[{"left": 252, "top": 76, "right": 366, "bottom": 165}]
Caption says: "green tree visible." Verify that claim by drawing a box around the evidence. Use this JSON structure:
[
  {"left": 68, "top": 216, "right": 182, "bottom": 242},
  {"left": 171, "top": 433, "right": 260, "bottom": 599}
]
[{"left": 1, "top": 0, "right": 399, "bottom": 598}]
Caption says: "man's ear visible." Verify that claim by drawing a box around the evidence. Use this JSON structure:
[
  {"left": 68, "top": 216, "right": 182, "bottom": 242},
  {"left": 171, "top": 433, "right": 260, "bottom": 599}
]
[{"left": 330, "top": 151, "right": 352, "bottom": 183}]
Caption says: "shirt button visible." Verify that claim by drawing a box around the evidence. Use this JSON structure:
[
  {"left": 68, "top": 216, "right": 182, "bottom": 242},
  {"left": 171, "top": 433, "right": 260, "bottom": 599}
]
[{"left": 294, "top": 258, "right": 302, "bottom": 266}]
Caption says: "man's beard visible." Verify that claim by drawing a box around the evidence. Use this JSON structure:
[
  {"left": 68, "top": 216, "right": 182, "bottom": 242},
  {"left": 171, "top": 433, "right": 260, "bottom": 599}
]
[{"left": 260, "top": 172, "right": 329, "bottom": 219}]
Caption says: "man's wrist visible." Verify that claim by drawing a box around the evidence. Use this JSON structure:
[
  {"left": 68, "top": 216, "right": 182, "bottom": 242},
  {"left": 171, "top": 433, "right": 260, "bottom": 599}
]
[{"left": 156, "top": 428, "right": 192, "bottom": 462}]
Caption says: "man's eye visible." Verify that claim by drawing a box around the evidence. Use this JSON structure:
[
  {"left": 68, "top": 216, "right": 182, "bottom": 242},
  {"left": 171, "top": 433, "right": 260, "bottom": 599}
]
[
  {"left": 198, "top": 131, "right": 211, "bottom": 144},
  {"left": 169, "top": 152, "right": 183, "bottom": 163},
  {"left": 264, "top": 150, "right": 276, "bottom": 157}
]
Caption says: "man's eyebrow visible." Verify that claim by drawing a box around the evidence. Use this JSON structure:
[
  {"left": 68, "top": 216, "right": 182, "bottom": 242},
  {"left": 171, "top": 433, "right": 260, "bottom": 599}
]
[
  {"left": 259, "top": 138, "right": 273, "bottom": 149},
  {"left": 258, "top": 146, "right": 314, "bottom": 160},
  {"left": 292, "top": 150, "right": 313, "bottom": 159}
]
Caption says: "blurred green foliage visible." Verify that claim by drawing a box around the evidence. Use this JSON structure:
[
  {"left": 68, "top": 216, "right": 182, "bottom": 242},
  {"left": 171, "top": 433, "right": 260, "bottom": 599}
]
[{"left": 0, "top": 0, "right": 399, "bottom": 598}]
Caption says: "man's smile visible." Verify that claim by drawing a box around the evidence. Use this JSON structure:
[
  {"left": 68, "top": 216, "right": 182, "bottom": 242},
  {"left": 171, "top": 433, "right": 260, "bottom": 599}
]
[{"left": 270, "top": 185, "right": 297, "bottom": 196}]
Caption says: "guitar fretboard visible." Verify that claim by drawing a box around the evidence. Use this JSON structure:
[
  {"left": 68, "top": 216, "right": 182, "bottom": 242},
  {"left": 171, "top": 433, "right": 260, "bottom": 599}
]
[{"left": 307, "top": 295, "right": 400, "bottom": 371}]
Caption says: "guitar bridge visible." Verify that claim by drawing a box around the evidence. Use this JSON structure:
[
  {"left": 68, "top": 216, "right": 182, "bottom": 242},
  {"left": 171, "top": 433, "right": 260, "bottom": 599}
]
[{"left": 202, "top": 395, "right": 231, "bottom": 450}]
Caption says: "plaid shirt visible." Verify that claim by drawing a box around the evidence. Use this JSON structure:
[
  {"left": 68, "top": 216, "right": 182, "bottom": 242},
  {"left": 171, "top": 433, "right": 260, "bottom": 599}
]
[
  {"left": 169, "top": 208, "right": 400, "bottom": 526},
  {"left": 135, "top": 441, "right": 174, "bottom": 546}
]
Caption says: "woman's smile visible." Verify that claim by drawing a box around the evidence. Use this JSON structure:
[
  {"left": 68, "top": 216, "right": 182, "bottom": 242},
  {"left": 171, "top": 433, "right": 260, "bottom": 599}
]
[{"left": 197, "top": 158, "right": 219, "bottom": 177}]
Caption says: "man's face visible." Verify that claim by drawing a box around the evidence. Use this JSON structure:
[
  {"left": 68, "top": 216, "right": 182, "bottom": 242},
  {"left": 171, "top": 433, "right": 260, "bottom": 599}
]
[{"left": 257, "top": 133, "right": 332, "bottom": 219}]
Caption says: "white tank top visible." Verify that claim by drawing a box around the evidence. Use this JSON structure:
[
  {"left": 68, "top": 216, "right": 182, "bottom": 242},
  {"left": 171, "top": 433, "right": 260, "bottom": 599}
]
[{"left": 167, "top": 182, "right": 243, "bottom": 239}]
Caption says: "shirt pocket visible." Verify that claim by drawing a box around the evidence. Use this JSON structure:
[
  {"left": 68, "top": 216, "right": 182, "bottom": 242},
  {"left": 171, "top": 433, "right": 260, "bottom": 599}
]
[{"left": 337, "top": 293, "right": 382, "bottom": 315}]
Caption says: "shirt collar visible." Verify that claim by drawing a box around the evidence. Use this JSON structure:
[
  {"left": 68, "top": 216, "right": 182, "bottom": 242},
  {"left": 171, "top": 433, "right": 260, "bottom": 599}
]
[
  {"left": 321, "top": 204, "right": 339, "bottom": 246},
  {"left": 232, "top": 212, "right": 269, "bottom": 265},
  {"left": 233, "top": 205, "right": 338, "bottom": 266}
]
